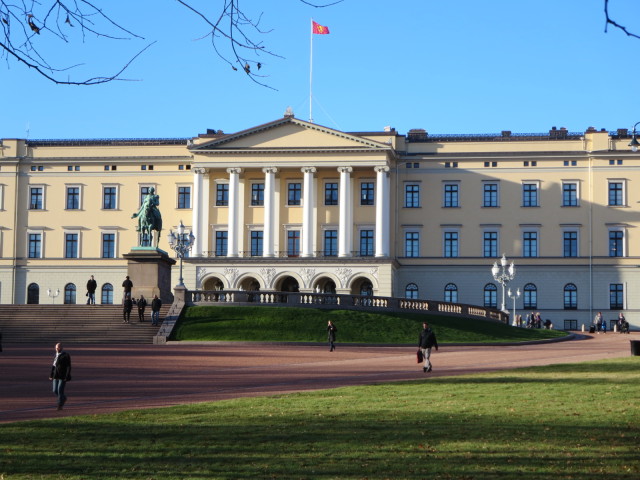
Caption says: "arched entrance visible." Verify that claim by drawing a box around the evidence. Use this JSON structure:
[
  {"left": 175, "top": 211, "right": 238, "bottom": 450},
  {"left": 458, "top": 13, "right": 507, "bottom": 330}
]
[
  {"left": 278, "top": 276, "right": 300, "bottom": 293},
  {"left": 27, "top": 283, "right": 39, "bottom": 304},
  {"left": 351, "top": 278, "right": 374, "bottom": 296},
  {"left": 203, "top": 276, "right": 225, "bottom": 291},
  {"left": 314, "top": 277, "right": 336, "bottom": 294},
  {"left": 238, "top": 277, "right": 261, "bottom": 292}
]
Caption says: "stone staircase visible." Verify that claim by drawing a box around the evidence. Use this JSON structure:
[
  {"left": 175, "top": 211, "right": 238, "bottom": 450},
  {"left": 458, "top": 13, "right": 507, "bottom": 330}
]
[{"left": 0, "top": 304, "right": 172, "bottom": 344}]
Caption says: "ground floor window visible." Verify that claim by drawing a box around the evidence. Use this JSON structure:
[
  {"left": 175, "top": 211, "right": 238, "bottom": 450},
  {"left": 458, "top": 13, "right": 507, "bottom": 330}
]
[
  {"left": 101, "top": 283, "right": 114, "bottom": 304},
  {"left": 64, "top": 283, "right": 76, "bottom": 304}
]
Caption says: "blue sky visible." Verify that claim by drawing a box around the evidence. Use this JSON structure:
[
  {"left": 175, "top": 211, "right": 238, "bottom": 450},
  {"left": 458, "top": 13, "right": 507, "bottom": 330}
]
[{"left": 2, "top": 0, "right": 640, "bottom": 139}]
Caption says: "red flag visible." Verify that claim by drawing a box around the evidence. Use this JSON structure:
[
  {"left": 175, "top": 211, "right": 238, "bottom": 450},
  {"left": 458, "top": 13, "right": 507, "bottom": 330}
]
[{"left": 312, "top": 21, "right": 330, "bottom": 35}]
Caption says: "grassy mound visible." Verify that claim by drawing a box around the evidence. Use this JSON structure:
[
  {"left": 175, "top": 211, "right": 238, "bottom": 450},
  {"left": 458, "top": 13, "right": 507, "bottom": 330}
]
[{"left": 170, "top": 306, "right": 568, "bottom": 343}]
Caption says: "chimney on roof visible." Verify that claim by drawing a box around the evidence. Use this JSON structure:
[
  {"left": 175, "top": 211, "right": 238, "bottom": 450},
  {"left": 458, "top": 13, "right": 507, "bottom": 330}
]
[
  {"left": 617, "top": 128, "right": 629, "bottom": 137},
  {"left": 501, "top": 131, "right": 511, "bottom": 137},
  {"left": 549, "top": 126, "right": 568, "bottom": 139},
  {"left": 407, "top": 128, "right": 428, "bottom": 142},
  {"left": 585, "top": 126, "right": 598, "bottom": 133}
]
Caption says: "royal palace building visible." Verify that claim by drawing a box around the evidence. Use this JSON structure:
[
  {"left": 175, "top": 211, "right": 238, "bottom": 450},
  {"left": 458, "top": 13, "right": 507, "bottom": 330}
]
[{"left": 1, "top": 112, "right": 639, "bottom": 330}]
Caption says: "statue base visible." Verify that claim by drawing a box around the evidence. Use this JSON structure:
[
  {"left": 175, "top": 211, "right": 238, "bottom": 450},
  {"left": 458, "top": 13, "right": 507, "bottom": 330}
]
[{"left": 123, "top": 249, "right": 176, "bottom": 304}]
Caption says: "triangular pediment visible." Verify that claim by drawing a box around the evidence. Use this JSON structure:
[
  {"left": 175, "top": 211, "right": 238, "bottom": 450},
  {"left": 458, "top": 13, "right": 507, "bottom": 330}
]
[{"left": 190, "top": 117, "right": 392, "bottom": 152}]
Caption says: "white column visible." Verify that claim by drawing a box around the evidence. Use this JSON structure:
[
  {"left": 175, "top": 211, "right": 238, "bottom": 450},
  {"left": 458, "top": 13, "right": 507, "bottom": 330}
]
[
  {"left": 227, "top": 168, "right": 241, "bottom": 257},
  {"left": 263, "top": 167, "right": 277, "bottom": 257},
  {"left": 375, "top": 166, "right": 390, "bottom": 257},
  {"left": 302, "top": 167, "right": 316, "bottom": 257},
  {"left": 338, "top": 166, "right": 353, "bottom": 257},
  {"left": 192, "top": 167, "right": 206, "bottom": 256}
]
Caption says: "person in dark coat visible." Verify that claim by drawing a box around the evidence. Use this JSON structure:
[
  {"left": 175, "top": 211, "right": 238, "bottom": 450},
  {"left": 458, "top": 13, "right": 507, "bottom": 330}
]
[
  {"left": 86, "top": 275, "right": 97, "bottom": 305},
  {"left": 123, "top": 294, "right": 133, "bottom": 323},
  {"left": 418, "top": 322, "right": 439, "bottom": 373},
  {"left": 122, "top": 276, "right": 133, "bottom": 297},
  {"left": 327, "top": 320, "right": 337, "bottom": 352},
  {"left": 49, "top": 342, "right": 71, "bottom": 410},
  {"left": 151, "top": 295, "right": 162, "bottom": 326},
  {"left": 137, "top": 295, "right": 147, "bottom": 322}
]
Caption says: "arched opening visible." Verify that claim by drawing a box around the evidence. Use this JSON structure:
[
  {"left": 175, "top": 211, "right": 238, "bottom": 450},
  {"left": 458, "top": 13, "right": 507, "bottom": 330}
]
[
  {"left": 313, "top": 277, "right": 336, "bottom": 294},
  {"left": 279, "top": 276, "right": 300, "bottom": 293},
  {"left": 203, "top": 276, "right": 225, "bottom": 291},
  {"left": 444, "top": 283, "right": 458, "bottom": 303},
  {"left": 351, "top": 278, "right": 373, "bottom": 296},
  {"left": 27, "top": 283, "right": 39, "bottom": 304},
  {"left": 64, "top": 283, "right": 77, "bottom": 304},
  {"left": 238, "top": 276, "right": 261, "bottom": 292},
  {"left": 405, "top": 283, "right": 418, "bottom": 299},
  {"left": 101, "top": 283, "right": 114, "bottom": 305}
]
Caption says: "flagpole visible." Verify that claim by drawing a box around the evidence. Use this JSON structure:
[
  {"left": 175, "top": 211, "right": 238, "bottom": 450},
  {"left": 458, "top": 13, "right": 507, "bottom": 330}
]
[{"left": 309, "top": 18, "right": 314, "bottom": 123}]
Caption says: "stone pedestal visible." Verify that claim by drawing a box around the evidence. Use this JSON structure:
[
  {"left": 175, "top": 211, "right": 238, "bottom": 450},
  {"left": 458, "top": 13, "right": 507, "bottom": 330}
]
[{"left": 123, "top": 248, "right": 176, "bottom": 304}]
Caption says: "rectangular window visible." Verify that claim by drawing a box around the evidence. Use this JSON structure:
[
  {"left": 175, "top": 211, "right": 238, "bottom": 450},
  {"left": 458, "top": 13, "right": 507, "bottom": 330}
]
[
  {"left": 360, "top": 182, "right": 374, "bottom": 206},
  {"left": 216, "top": 184, "right": 229, "bottom": 206},
  {"left": 215, "top": 231, "right": 228, "bottom": 256},
  {"left": 523, "top": 231, "right": 538, "bottom": 257},
  {"left": 522, "top": 183, "right": 539, "bottom": 207},
  {"left": 608, "top": 182, "right": 624, "bottom": 206},
  {"left": 610, "top": 284, "right": 624, "bottom": 310},
  {"left": 562, "top": 183, "right": 578, "bottom": 207},
  {"left": 288, "top": 183, "right": 302, "bottom": 206},
  {"left": 323, "top": 230, "right": 338, "bottom": 257},
  {"left": 405, "top": 232, "right": 419, "bottom": 257},
  {"left": 140, "top": 186, "right": 151, "bottom": 206},
  {"left": 250, "top": 231, "right": 263, "bottom": 256},
  {"left": 29, "top": 187, "right": 43, "bottom": 210},
  {"left": 251, "top": 183, "right": 264, "bottom": 206},
  {"left": 483, "top": 232, "right": 498, "bottom": 258},
  {"left": 28, "top": 233, "right": 41, "bottom": 258},
  {"left": 443, "top": 183, "right": 459, "bottom": 208},
  {"left": 563, "top": 231, "right": 578, "bottom": 257},
  {"left": 287, "top": 230, "right": 300, "bottom": 257},
  {"left": 324, "top": 182, "right": 338, "bottom": 206},
  {"left": 65, "top": 233, "right": 79, "bottom": 259},
  {"left": 102, "top": 187, "right": 117, "bottom": 210},
  {"left": 444, "top": 231, "right": 459, "bottom": 258},
  {"left": 483, "top": 183, "right": 498, "bottom": 207},
  {"left": 359, "top": 230, "right": 374, "bottom": 256},
  {"left": 405, "top": 184, "right": 420, "bottom": 208},
  {"left": 177, "top": 186, "right": 191, "bottom": 209},
  {"left": 609, "top": 230, "right": 624, "bottom": 257},
  {"left": 101, "top": 233, "right": 115, "bottom": 258},
  {"left": 66, "top": 187, "right": 80, "bottom": 210}
]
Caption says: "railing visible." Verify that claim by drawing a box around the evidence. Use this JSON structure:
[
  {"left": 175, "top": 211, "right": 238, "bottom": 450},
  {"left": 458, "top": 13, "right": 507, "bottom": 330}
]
[{"left": 187, "top": 290, "right": 508, "bottom": 322}]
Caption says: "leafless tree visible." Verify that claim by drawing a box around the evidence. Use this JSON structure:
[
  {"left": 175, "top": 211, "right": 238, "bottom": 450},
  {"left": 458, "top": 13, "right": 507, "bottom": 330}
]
[{"left": 2, "top": 1, "right": 633, "bottom": 87}]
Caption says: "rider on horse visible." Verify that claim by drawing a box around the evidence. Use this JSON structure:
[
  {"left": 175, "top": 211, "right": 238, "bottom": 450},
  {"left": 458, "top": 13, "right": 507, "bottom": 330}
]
[{"left": 132, "top": 187, "right": 162, "bottom": 247}]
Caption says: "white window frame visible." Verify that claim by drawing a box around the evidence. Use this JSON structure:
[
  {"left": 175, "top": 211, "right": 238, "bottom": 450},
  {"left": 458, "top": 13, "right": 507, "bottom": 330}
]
[
  {"left": 521, "top": 226, "right": 540, "bottom": 258},
  {"left": 442, "top": 227, "right": 460, "bottom": 258},
  {"left": 63, "top": 229, "right": 82, "bottom": 259},
  {"left": 176, "top": 184, "right": 193, "bottom": 209},
  {"left": 561, "top": 180, "right": 580, "bottom": 207},
  {"left": 402, "top": 226, "right": 422, "bottom": 258},
  {"left": 608, "top": 226, "right": 626, "bottom": 257},
  {"left": 481, "top": 227, "right": 500, "bottom": 258},
  {"left": 101, "top": 184, "right": 119, "bottom": 210},
  {"left": 442, "top": 181, "right": 461, "bottom": 208},
  {"left": 482, "top": 181, "right": 500, "bottom": 208},
  {"left": 29, "top": 184, "right": 46, "bottom": 210},
  {"left": 561, "top": 226, "right": 580, "bottom": 257},
  {"left": 522, "top": 181, "right": 540, "bottom": 207},
  {"left": 607, "top": 179, "right": 627, "bottom": 207},
  {"left": 27, "top": 229, "right": 44, "bottom": 258},
  {"left": 65, "top": 184, "right": 83, "bottom": 210},
  {"left": 100, "top": 230, "right": 118, "bottom": 259}
]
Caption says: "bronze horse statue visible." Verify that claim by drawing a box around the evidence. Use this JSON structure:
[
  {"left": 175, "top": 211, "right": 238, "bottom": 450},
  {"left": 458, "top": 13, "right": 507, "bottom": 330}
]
[{"left": 132, "top": 187, "right": 162, "bottom": 248}]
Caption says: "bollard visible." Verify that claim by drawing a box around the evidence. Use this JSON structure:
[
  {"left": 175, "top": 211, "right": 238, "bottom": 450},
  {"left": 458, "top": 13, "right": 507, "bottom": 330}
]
[{"left": 581, "top": 324, "right": 585, "bottom": 332}]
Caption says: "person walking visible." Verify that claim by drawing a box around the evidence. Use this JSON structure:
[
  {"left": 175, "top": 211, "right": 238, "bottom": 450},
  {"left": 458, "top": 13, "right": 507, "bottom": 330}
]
[
  {"left": 123, "top": 294, "right": 133, "bottom": 323},
  {"left": 327, "top": 320, "right": 337, "bottom": 352},
  {"left": 137, "top": 295, "right": 147, "bottom": 322},
  {"left": 86, "top": 275, "right": 97, "bottom": 305},
  {"left": 49, "top": 342, "right": 71, "bottom": 410},
  {"left": 594, "top": 312, "right": 603, "bottom": 334},
  {"left": 122, "top": 276, "right": 133, "bottom": 297},
  {"left": 418, "top": 322, "right": 439, "bottom": 373},
  {"left": 151, "top": 295, "right": 162, "bottom": 326}
]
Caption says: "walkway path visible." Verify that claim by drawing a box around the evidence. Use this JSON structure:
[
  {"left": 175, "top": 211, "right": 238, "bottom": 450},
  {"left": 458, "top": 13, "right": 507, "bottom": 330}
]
[{"left": 1, "top": 333, "right": 635, "bottom": 424}]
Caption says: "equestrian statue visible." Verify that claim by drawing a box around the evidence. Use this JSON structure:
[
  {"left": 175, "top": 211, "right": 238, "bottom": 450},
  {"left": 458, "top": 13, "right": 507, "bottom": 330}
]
[{"left": 132, "top": 187, "right": 163, "bottom": 248}]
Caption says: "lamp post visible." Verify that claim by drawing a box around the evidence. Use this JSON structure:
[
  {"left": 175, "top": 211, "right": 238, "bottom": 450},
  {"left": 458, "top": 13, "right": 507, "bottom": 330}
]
[
  {"left": 47, "top": 288, "right": 60, "bottom": 304},
  {"left": 167, "top": 220, "right": 195, "bottom": 287},
  {"left": 629, "top": 122, "right": 640, "bottom": 152},
  {"left": 491, "top": 254, "right": 516, "bottom": 313},
  {"left": 507, "top": 288, "right": 521, "bottom": 326}
]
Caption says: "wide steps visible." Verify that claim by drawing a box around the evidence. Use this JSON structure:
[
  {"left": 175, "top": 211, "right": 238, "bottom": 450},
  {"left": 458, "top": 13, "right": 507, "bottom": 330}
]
[{"left": 0, "top": 304, "right": 172, "bottom": 344}]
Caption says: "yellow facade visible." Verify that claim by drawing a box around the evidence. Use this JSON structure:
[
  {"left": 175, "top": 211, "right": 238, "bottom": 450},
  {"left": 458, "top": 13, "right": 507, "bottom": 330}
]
[{"left": 1, "top": 116, "right": 639, "bottom": 330}]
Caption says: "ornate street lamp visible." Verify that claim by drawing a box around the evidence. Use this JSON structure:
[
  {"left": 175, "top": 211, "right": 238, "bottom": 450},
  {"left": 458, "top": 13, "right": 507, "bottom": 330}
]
[
  {"left": 629, "top": 122, "right": 640, "bottom": 152},
  {"left": 507, "top": 288, "right": 521, "bottom": 326},
  {"left": 47, "top": 288, "right": 60, "bottom": 304},
  {"left": 491, "top": 254, "right": 515, "bottom": 313},
  {"left": 167, "top": 221, "right": 195, "bottom": 287}
]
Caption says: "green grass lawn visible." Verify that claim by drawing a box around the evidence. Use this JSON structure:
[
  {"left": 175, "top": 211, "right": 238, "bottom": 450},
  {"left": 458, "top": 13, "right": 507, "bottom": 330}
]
[
  {"left": 1, "top": 358, "right": 638, "bottom": 479},
  {"left": 170, "top": 306, "right": 568, "bottom": 343}
]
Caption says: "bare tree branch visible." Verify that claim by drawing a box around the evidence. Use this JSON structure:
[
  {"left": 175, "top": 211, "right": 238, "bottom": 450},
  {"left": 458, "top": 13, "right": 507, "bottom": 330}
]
[{"left": 604, "top": 0, "right": 640, "bottom": 40}]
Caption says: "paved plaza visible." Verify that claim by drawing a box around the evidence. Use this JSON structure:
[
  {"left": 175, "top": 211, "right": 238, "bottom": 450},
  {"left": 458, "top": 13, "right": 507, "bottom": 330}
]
[{"left": 1, "top": 333, "right": 636, "bottom": 424}]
